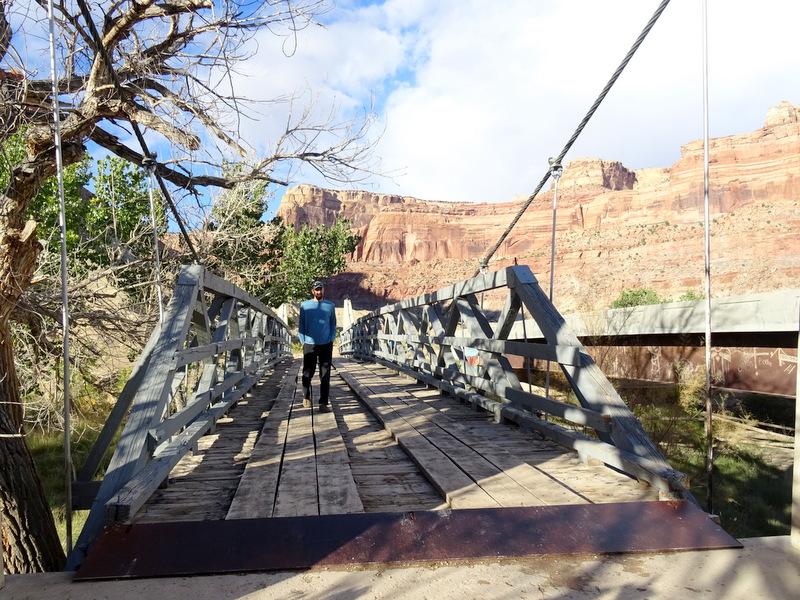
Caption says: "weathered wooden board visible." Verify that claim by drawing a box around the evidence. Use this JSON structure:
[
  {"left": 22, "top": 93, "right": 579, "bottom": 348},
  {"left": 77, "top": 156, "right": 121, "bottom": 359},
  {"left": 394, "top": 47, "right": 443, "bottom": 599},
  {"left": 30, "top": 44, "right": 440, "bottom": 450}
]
[
  {"left": 339, "top": 359, "right": 660, "bottom": 507},
  {"left": 132, "top": 360, "right": 294, "bottom": 525},
  {"left": 314, "top": 401, "right": 364, "bottom": 515},
  {"left": 338, "top": 364, "right": 499, "bottom": 509},
  {"left": 226, "top": 368, "right": 298, "bottom": 519},
  {"left": 360, "top": 379, "right": 536, "bottom": 507},
  {"left": 134, "top": 355, "right": 659, "bottom": 536},
  {"left": 330, "top": 382, "right": 445, "bottom": 512},
  {"left": 272, "top": 391, "right": 319, "bottom": 517},
  {"left": 340, "top": 359, "right": 582, "bottom": 507},
  {"left": 371, "top": 381, "right": 554, "bottom": 505},
  {"left": 229, "top": 370, "right": 365, "bottom": 519}
]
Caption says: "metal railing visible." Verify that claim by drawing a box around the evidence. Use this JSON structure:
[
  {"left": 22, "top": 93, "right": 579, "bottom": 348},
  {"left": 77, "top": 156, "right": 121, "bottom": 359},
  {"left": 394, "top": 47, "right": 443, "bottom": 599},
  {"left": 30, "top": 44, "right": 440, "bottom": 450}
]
[
  {"left": 67, "top": 265, "right": 291, "bottom": 569},
  {"left": 340, "top": 265, "right": 691, "bottom": 502}
]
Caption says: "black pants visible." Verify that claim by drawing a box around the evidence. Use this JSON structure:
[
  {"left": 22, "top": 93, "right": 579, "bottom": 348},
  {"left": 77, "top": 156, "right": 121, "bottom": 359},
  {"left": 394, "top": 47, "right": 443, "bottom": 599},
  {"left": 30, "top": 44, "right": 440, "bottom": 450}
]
[{"left": 302, "top": 342, "right": 333, "bottom": 405}]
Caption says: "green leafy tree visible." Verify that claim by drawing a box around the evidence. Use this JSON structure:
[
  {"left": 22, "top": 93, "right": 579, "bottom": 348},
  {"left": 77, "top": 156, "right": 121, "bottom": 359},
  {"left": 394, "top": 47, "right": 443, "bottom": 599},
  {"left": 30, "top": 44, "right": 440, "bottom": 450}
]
[
  {"left": 262, "top": 217, "right": 361, "bottom": 306},
  {"left": 20, "top": 152, "right": 163, "bottom": 376},
  {"left": 198, "top": 170, "right": 361, "bottom": 307},
  {"left": 92, "top": 156, "right": 161, "bottom": 261}
]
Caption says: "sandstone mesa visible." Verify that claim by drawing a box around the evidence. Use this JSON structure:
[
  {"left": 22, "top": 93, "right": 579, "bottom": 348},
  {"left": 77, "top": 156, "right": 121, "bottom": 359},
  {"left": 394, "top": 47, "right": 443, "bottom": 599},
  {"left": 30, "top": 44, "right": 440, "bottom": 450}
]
[{"left": 277, "top": 102, "right": 800, "bottom": 313}]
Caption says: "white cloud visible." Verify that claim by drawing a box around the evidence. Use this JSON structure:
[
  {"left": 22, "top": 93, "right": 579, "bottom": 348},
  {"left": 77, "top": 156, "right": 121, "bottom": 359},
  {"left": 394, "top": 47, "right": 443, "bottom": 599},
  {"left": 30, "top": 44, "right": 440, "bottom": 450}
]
[{"left": 236, "top": 0, "right": 800, "bottom": 204}]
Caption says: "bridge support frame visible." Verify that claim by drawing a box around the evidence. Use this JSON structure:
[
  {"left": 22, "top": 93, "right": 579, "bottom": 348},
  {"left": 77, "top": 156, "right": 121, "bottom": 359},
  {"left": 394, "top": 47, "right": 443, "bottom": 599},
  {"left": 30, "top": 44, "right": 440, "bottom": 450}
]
[
  {"left": 340, "top": 266, "right": 692, "bottom": 503},
  {"left": 66, "top": 266, "right": 291, "bottom": 570}
]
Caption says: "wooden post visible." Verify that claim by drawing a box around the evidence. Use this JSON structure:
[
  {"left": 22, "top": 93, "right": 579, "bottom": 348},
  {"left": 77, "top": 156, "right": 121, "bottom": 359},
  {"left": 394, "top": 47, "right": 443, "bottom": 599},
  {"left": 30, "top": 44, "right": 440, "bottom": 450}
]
[{"left": 792, "top": 309, "right": 799, "bottom": 549}]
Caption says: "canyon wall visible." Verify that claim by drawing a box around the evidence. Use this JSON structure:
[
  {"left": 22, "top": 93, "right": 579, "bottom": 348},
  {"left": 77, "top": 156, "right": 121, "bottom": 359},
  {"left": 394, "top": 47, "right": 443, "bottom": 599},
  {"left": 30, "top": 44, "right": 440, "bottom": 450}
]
[{"left": 277, "top": 102, "right": 800, "bottom": 312}]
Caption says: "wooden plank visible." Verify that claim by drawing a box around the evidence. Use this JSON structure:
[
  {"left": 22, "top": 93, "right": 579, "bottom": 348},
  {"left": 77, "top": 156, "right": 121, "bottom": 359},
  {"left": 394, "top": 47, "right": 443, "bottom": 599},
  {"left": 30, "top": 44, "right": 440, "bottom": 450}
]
[
  {"left": 108, "top": 417, "right": 212, "bottom": 522},
  {"left": 136, "top": 359, "right": 294, "bottom": 524},
  {"left": 368, "top": 355, "right": 686, "bottom": 499},
  {"left": 362, "top": 379, "right": 539, "bottom": 507},
  {"left": 338, "top": 365, "right": 498, "bottom": 509},
  {"left": 313, "top": 400, "right": 364, "bottom": 515},
  {"left": 350, "top": 464, "right": 429, "bottom": 476},
  {"left": 343, "top": 360, "right": 663, "bottom": 506},
  {"left": 272, "top": 385, "right": 319, "bottom": 517},
  {"left": 333, "top": 385, "right": 445, "bottom": 513},
  {"left": 225, "top": 368, "right": 298, "bottom": 520},
  {"left": 347, "top": 362, "right": 565, "bottom": 508},
  {"left": 383, "top": 376, "right": 589, "bottom": 505}
]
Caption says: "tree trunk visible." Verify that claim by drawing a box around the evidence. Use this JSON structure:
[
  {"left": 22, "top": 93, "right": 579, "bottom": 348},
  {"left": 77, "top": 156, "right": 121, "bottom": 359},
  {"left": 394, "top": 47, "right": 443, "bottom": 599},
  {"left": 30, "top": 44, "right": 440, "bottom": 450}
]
[
  {"left": 0, "top": 165, "right": 73, "bottom": 571},
  {"left": 0, "top": 320, "right": 66, "bottom": 572}
]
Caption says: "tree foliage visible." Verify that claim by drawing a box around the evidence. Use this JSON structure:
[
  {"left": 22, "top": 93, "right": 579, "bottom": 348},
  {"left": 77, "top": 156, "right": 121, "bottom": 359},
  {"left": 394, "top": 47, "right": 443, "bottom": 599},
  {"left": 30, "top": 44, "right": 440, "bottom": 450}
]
[
  {"left": 678, "top": 290, "right": 705, "bottom": 302},
  {"left": 262, "top": 217, "right": 361, "bottom": 306},
  {"left": 199, "top": 176, "right": 362, "bottom": 307},
  {"left": 15, "top": 153, "right": 164, "bottom": 427},
  {"left": 200, "top": 163, "right": 273, "bottom": 292},
  {"left": 198, "top": 163, "right": 362, "bottom": 307},
  {"left": 610, "top": 287, "right": 664, "bottom": 309}
]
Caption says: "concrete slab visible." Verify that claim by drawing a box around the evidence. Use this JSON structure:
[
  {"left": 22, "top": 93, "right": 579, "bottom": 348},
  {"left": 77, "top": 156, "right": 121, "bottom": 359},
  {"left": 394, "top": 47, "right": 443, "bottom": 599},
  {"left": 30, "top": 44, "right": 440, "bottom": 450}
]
[{"left": 2, "top": 536, "right": 798, "bottom": 599}]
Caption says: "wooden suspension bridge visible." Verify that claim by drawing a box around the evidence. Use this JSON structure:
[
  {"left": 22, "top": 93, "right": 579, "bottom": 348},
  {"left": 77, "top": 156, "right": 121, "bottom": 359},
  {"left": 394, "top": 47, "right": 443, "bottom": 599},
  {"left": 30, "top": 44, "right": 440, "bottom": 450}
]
[{"left": 66, "top": 264, "right": 740, "bottom": 579}]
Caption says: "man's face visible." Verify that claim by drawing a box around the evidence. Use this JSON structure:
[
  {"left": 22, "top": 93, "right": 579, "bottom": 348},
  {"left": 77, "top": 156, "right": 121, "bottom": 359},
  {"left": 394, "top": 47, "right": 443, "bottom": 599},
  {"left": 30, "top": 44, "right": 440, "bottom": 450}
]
[{"left": 312, "top": 286, "right": 324, "bottom": 300}]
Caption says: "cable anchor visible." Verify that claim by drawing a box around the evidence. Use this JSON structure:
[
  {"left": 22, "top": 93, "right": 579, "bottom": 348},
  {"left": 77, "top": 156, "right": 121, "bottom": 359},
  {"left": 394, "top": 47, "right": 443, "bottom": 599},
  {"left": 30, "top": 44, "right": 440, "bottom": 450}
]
[
  {"left": 548, "top": 157, "right": 563, "bottom": 180},
  {"left": 142, "top": 153, "right": 158, "bottom": 174}
]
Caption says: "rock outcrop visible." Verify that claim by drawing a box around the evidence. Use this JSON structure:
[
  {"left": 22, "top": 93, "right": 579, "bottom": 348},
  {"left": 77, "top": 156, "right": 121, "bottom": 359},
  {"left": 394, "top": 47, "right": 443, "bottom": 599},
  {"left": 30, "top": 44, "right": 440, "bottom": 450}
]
[{"left": 277, "top": 103, "right": 800, "bottom": 312}]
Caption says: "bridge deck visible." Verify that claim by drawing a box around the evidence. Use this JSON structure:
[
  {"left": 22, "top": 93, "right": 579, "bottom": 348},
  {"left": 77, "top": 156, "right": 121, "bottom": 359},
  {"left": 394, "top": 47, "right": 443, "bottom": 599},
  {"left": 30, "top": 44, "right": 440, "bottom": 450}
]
[
  {"left": 76, "top": 357, "right": 743, "bottom": 580},
  {"left": 131, "top": 357, "right": 656, "bottom": 525}
]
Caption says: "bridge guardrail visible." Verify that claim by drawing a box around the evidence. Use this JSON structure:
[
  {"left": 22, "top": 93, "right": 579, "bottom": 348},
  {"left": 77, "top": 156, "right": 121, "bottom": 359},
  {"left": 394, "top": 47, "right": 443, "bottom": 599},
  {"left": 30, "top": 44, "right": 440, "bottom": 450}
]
[
  {"left": 67, "top": 265, "right": 291, "bottom": 569},
  {"left": 339, "top": 265, "right": 691, "bottom": 503}
]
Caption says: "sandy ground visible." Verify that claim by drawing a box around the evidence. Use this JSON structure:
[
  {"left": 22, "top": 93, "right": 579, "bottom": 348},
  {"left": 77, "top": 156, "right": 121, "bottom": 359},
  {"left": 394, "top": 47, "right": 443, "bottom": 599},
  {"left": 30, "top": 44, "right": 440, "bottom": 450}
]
[{"left": 2, "top": 537, "right": 799, "bottom": 600}]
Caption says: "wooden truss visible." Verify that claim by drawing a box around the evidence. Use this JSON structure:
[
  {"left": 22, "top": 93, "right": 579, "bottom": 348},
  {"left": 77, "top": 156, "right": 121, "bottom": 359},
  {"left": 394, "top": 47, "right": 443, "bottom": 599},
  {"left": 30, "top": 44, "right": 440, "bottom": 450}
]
[
  {"left": 340, "top": 265, "right": 691, "bottom": 503},
  {"left": 67, "top": 266, "right": 291, "bottom": 569}
]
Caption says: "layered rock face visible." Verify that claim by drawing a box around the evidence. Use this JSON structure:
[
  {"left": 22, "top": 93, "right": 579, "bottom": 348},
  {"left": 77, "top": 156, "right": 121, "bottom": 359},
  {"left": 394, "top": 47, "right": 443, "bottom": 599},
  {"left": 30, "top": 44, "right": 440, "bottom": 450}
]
[{"left": 277, "top": 102, "right": 800, "bottom": 312}]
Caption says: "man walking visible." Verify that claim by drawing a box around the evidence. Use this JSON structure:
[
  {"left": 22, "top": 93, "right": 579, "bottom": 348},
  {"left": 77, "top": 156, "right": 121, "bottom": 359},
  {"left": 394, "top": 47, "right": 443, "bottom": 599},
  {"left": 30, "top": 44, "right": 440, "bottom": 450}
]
[{"left": 298, "top": 280, "right": 336, "bottom": 412}]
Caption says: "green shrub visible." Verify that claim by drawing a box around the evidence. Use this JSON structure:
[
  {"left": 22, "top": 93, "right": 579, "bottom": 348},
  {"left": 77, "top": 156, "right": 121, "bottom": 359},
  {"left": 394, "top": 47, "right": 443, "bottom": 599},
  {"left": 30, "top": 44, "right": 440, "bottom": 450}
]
[
  {"left": 610, "top": 287, "right": 664, "bottom": 308},
  {"left": 678, "top": 290, "right": 706, "bottom": 302}
]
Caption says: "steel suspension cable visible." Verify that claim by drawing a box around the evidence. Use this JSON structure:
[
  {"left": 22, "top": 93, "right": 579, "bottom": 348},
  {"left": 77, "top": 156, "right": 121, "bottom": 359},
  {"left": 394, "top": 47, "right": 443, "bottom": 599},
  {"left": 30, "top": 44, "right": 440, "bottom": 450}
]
[
  {"left": 701, "top": 0, "right": 714, "bottom": 515},
  {"left": 544, "top": 162, "right": 563, "bottom": 400},
  {"left": 145, "top": 159, "right": 165, "bottom": 322},
  {"left": 74, "top": 0, "right": 200, "bottom": 264},
  {"left": 47, "top": 0, "right": 73, "bottom": 555},
  {"left": 475, "top": 0, "right": 673, "bottom": 275}
]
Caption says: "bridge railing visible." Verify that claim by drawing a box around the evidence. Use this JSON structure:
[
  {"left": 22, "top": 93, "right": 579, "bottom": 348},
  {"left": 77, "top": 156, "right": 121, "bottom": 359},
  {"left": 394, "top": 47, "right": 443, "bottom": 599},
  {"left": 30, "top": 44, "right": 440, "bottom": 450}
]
[
  {"left": 67, "top": 265, "right": 291, "bottom": 569},
  {"left": 340, "top": 265, "right": 691, "bottom": 503}
]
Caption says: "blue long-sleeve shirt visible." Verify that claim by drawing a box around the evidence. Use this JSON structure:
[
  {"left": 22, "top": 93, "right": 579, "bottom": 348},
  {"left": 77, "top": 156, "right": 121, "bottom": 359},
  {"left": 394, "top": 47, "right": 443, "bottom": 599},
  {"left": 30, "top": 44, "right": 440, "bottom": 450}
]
[{"left": 298, "top": 299, "right": 336, "bottom": 345}]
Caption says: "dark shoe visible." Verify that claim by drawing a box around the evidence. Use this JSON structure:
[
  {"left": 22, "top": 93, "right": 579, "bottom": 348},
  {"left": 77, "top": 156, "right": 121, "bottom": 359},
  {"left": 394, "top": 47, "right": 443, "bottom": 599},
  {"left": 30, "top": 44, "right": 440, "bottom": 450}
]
[
  {"left": 303, "top": 397, "right": 311, "bottom": 408},
  {"left": 318, "top": 404, "right": 330, "bottom": 413}
]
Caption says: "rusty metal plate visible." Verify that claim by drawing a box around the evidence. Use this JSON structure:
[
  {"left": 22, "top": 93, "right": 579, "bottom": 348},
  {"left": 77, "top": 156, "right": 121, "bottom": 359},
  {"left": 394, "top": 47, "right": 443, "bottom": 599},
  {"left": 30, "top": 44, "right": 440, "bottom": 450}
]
[{"left": 74, "top": 501, "right": 741, "bottom": 581}]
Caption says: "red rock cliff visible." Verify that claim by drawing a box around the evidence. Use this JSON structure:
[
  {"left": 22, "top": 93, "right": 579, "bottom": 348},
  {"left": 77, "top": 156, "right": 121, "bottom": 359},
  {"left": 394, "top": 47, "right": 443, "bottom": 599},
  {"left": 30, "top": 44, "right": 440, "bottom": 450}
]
[{"left": 276, "top": 102, "right": 800, "bottom": 312}]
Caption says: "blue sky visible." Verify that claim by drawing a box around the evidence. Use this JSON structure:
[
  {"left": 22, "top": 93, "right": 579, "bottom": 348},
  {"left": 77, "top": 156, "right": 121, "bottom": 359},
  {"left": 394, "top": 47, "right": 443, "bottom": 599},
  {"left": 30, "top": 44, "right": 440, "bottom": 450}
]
[
  {"left": 13, "top": 0, "right": 800, "bottom": 218},
  {"left": 237, "top": 0, "right": 800, "bottom": 215}
]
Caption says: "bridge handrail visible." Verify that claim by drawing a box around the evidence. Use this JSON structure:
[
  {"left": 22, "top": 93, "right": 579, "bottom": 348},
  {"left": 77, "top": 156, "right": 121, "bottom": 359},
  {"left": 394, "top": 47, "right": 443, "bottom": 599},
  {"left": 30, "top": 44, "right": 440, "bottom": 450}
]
[
  {"left": 339, "top": 265, "right": 691, "bottom": 502},
  {"left": 67, "top": 265, "right": 291, "bottom": 569}
]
